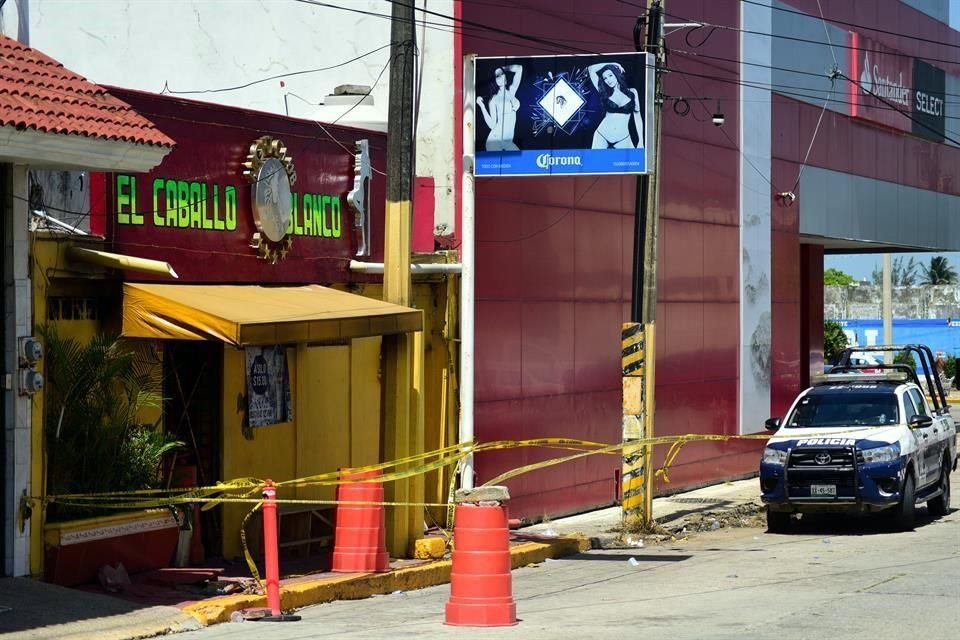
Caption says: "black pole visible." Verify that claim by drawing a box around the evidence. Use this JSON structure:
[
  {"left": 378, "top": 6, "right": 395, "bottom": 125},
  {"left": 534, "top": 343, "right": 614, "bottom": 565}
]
[{"left": 631, "top": 2, "right": 662, "bottom": 323}]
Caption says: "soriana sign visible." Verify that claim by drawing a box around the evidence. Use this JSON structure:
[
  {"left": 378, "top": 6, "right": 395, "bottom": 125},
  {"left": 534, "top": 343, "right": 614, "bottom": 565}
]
[
  {"left": 849, "top": 33, "right": 912, "bottom": 132},
  {"left": 99, "top": 89, "right": 383, "bottom": 284}
]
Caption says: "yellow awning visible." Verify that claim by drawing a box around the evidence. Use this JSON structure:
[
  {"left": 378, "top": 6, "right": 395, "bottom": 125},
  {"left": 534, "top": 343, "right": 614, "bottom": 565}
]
[{"left": 122, "top": 283, "right": 422, "bottom": 346}]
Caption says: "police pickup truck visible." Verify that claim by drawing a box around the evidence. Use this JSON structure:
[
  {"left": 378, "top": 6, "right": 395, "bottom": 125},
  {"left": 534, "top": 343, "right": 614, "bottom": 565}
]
[{"left": 760, "top": 345, "right": 957, "bottom": 532}]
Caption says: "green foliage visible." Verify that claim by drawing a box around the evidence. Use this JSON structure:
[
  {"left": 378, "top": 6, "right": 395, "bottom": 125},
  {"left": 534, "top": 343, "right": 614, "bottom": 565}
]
[
  {"left": 893, "top": 350, "right": 915, "bottom": 369},
  {"left": 923, "top": 255, "right": 958, "bottom": 285},
  {"left": 871, "top": 257, "right": 920, "bottom": 287},
  {"left": 824, "top": 268, "right": 856, "bottom": 286},
  {"left": 944, "top": 356, "right": 957, "bottom": 381},
  {"left": 823, "top": 320, "right": 847, "bottom": 364},
  {"left": 41, "top": 327, "right": 182, "bottom": 520}
]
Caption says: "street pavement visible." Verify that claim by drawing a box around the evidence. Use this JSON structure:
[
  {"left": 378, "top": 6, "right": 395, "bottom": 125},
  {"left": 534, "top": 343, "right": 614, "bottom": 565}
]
[{"left": 183, "top": 474, "right": 960, "bottom": 640}]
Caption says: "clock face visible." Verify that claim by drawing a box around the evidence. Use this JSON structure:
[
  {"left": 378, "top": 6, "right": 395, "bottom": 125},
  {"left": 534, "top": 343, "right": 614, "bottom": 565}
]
[{"left": 253, "top": 157, "right": 292, "bottom": 243}]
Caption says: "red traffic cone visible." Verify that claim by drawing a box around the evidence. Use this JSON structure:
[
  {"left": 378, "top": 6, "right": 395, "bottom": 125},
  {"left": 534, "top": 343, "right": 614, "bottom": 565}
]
[
  {"left": 445, "top": 486, "right": 517, "bottom": 627},
  {"left": 331, "top": 468, "right": 390, "bottom": 573}
]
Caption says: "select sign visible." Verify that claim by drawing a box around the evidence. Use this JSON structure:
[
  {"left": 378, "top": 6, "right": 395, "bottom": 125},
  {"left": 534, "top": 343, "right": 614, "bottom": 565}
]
[{"left": 912, "top": 58, "right": 945, "bottom": 142}]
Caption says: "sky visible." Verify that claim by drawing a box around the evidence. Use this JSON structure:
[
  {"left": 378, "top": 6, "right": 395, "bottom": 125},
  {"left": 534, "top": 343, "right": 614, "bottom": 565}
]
[{"left": 826, "top": 252, "right": 960, "bottom": 282}]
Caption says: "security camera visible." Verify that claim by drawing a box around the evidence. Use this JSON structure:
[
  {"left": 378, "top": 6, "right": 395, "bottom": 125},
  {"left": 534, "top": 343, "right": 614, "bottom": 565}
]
[{"left": 711, "top": 100, "right": 725, "bottom": 127}]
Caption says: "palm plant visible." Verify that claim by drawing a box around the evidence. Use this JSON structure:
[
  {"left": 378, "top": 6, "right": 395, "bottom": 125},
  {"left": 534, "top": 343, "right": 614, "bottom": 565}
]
[
  {"left": 923, "top": 256, "right": 957, "bottom": 285},
  {"left": 41, "top": 327, "right": 182, "bottom": 519}
]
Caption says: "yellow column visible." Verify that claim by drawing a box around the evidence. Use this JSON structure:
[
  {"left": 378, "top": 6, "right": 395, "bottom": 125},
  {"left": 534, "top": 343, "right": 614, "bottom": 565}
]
[
  {"left": 621, "top": 322, "right": 655, "bottom": 524},
  {"left": 381, "top": 199, "right": 424, "bottom": 557}
]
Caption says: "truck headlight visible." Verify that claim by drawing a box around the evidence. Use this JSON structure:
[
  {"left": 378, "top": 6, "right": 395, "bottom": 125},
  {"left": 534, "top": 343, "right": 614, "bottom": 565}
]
[
  {"left": 860, "top": 442, "right": 900, "bottom": 464},
  {"left": 762, "top": 447, "right": 788, "bottom": 465}
]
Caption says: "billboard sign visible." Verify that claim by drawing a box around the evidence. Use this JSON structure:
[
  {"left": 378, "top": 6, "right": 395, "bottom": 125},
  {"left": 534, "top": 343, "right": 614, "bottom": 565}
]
[
  {"left": 99, "top": 88, "right": 386, "bottom": 285},
  {"left": 473, "top": 52, "right": 655, "bottom": 177},
  {"left": 849, "top": 33, "right": 912, "bottom": 132},
  {"left": 911, "top": 58, "right": 946, "bottom": 142}
]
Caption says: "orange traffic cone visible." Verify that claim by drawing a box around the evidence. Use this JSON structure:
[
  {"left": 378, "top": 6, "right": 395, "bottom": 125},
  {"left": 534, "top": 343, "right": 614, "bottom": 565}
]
[
  {"left": 445, "top": 487, "right": 517, "bottom": 627},
  {"left": 331, "top": 469, "right": 390, "bottom": 573}
]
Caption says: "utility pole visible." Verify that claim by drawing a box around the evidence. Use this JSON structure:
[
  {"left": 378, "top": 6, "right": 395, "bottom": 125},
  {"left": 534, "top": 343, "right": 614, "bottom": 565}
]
[
  {"left": 622, "top": 0, "right": 665, "bottom": 527},
  {"left": 882, "top": 254, "right": 893, "bottom": 360},
  {"left": 382, "top": 0, "right": 424, "bottom": 557}
]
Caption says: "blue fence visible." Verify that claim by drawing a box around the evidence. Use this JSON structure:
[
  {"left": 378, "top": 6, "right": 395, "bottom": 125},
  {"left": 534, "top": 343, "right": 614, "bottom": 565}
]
[{"left": 835, "top": 318, "right": 960, "bottom": 358}]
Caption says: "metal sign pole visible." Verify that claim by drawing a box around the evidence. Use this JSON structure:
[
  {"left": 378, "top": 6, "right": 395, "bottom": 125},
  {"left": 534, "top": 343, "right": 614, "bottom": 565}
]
[{"left": 460, "top": 54, "right": 477, "bottom": 490}]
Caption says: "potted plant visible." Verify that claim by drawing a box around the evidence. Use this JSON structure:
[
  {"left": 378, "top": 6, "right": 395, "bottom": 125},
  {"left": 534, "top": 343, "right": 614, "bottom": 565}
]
[{"left": 40, "top": 328, "right": 184, "bottom": 586}]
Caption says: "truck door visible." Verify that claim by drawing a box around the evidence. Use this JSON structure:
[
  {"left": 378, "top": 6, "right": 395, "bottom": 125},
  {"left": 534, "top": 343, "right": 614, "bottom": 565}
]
[{"left": 907, "top": 388, "right": 938, "bottom": 487}]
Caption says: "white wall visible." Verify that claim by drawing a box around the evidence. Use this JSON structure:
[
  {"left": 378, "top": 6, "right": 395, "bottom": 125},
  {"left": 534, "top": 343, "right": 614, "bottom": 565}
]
[
  {"left": 4, "top": 165, "right": 33, "bottom": 576},
  {"left": 2, "top": 0, "right": 456, "bottom": 233},
  {"left": 740, "top": 0, "right": 773, "bottom": 434}
]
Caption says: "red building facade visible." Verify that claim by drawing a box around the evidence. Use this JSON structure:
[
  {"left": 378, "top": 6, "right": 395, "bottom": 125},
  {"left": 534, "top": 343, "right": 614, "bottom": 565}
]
[{"left": 457, "top": 1, "right": 960, "bottom": 518}]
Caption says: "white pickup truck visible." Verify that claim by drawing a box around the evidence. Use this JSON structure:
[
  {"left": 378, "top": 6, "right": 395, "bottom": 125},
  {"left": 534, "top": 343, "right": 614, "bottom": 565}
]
[{"left": 760, "top": 345, "right": 957, "bottom": 532}]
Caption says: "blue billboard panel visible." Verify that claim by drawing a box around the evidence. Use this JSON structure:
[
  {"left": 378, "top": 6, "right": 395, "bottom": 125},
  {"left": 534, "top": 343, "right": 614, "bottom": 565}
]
[{"left": 473, "top": 52, "right": 655, "bottom": 177}]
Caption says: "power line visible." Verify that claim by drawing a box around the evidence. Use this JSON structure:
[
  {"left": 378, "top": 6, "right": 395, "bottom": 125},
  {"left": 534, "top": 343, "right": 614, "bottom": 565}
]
[
  {"left": 839, "top": 71, "right": 960, "bottom": 147},
  {"left": 664, "top": 66, "right": 960, "bottom": 136},
  {"left": 331, "top": 47, "right": 397, "bottom": 126},
  {"left": 290, "top": 0, "right": 597, "bottom": 56},
  {"left": 661, "top": 7, "right": 960, "bottom": 68},
  {"left": 735, "top": 0, "right": 960, "bottom": 52},
  {"left": 670, "top": 47, "right": 960, "bottom": 101},
  {"left": 159, "top": 43, "right": 395, "bottom": 95},
  {"left": 296, "top": 0, "right": 601, "bottom": 53}
]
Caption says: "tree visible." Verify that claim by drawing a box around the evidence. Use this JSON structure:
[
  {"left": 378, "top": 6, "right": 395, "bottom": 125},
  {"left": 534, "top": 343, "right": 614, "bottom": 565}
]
[
  {"left": 871, "top": 256, "right": 919, "bottom": 287},
  {"left": 41, "top": 327, "right": 182, "bottom": 520},
  {"left": 923, "top": 255, "right": 957, "bottom": 285},
  {"left": 824, "top": 320, "right": 848, "bottom": 364},
  {"left": 824, "top": 268, "right": 856, "bottom": 286}
]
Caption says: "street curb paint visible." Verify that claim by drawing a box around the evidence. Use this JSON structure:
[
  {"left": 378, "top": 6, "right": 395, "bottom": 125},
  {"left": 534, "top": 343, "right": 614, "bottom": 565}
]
[{"left": 181, "top": 537, "right": 593, "bottom": 626}]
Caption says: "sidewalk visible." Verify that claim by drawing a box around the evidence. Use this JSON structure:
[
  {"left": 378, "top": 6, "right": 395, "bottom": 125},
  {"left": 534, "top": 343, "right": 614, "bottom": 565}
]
[
  {"left": 0, "top": 577, "right": 200, "bottom": 640},
  {"left": 0, "top": 477, "right": 763, "bottom": 638},
  {"left": 181, "top": 476, "right": 762, "bottom": 627}
]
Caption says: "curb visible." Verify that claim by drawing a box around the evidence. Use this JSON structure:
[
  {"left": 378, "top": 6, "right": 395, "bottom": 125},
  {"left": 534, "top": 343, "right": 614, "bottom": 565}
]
[{"left": 182, "top": 536, "right": 593, "bottom": 626}]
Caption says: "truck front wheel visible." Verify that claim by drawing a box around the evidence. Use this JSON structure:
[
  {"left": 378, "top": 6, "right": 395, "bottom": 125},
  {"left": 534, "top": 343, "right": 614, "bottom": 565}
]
[
  {"left": 927, "top": 463, "right": 951, "bottom": 518},
  {"left": 891, "top": 473, "right": 916, "bottom": 531},
  {"left": 766, "top": 507, "right": 791, "bottom": 533}
]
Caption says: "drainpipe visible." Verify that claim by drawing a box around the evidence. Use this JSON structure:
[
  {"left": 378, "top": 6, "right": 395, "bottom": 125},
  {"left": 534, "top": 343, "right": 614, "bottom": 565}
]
[{"left": 349, "top": 260, "right": 462, "bottom": 274}]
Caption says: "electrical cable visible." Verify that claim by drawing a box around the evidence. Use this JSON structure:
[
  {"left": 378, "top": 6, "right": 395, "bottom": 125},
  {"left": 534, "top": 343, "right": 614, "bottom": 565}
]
[
  {"left": 669, "top": 47, "right": 960, "bottom": 101},
  {"left": 815, "top": 0, "right": 839, "bottom": 70},
  {"left": 838, "top": 70, "right": 960, "bottom": 146},
  {"left": 735, "top": 0, "right": 960, "bottom": 52},
  {"left": 159, "top": 43, "right": 395, "bottom": 95},
  {"left": 290, "top": 0, "right": 601, "bottom": 56},
  {"left": 331, "top": 45, "right": 398, "bottom": 125},
  {"left": 660, "top": 6, "right": 960, "bottom": 67},
  {"left": 792, "top": 76, "right": 835, "bottom": 192}
]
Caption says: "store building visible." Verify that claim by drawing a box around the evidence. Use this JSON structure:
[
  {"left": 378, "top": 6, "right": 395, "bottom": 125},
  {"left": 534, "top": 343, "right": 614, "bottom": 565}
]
[
  {"left": 456, "top": 0, "right": 960, "bottom": 517},
  {"left": 29, "top": 89, "right": 458, "bottom": 581}
]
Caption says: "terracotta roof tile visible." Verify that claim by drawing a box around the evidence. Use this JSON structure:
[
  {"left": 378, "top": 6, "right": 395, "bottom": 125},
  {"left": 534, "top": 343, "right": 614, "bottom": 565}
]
[{"left": 0, "top": 35, "right": 173, "bottom": 147}]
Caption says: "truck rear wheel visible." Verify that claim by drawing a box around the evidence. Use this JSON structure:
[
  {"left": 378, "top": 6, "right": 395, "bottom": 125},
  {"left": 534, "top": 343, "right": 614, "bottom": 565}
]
[
  {"left": 927, "top": 463, "right": 951, "bottom": 518},
  {"left": 766, "top": 507, "right": 791, "bottom": 533},
  {"left": 891, "top": 473, "right": 916, "bottom": 531}
]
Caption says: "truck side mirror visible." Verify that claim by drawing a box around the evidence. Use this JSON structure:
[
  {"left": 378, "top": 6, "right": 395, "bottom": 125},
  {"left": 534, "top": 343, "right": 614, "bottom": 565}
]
[
  {"left": 909, "top": 415, "right": 933, "bottom": 429},
  {"left": 764, "top": 417, "right": 781, "bottom": 432}
]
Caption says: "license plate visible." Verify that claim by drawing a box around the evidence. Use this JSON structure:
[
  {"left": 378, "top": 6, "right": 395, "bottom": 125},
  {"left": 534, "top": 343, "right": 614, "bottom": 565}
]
[{"left": 810, "top": 484, "right": 836, "bottom": 497}]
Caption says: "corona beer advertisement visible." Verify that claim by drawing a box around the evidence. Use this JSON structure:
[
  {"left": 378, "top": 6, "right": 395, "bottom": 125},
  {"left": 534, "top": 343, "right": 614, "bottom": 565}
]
[{"left": 473, "top": 52, "right": 654, "bottom": 177}]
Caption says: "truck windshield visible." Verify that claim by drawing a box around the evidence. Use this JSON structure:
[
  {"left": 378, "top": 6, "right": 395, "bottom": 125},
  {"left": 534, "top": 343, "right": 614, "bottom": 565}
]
[{"left": 786, "top": 392, "right": 899, "bottom": 428}]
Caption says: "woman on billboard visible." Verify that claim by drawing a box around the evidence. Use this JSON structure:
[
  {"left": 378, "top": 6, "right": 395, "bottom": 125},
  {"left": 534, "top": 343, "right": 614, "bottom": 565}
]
[
  {"left": 477, "top": 64, "right": 523, "bottom": 151},
  {"left": 588, "top": 62, "right": 644, "bottom": 149}
]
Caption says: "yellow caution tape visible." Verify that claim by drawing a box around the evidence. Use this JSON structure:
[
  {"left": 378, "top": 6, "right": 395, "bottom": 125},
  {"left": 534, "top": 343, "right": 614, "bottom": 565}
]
[{"left": 32, "top": 428, "right": 892, "bottom": 513}]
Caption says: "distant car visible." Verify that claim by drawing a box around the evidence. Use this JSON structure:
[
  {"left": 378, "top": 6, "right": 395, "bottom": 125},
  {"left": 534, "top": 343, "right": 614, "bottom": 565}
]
[{"left": 825, "top": 352, "right": 882, "bottom": 374}]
